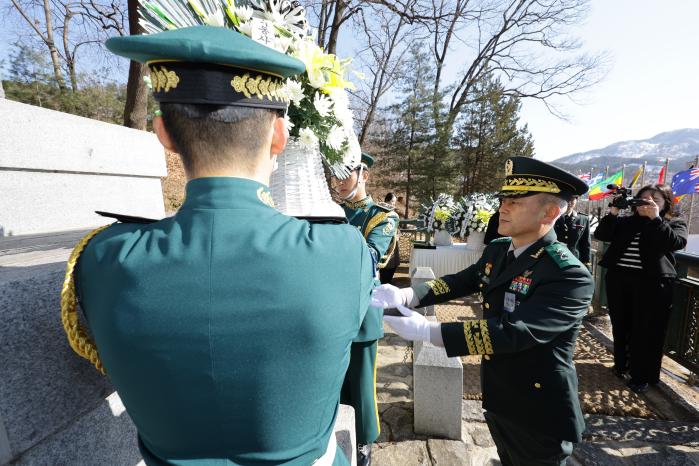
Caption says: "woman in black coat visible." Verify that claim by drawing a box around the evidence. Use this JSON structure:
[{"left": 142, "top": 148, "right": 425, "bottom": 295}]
[{"left": 594, "top": 183, "right": 688, "bottom": 392}]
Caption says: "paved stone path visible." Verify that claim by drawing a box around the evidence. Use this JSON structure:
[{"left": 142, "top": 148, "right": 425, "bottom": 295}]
[{"left": 373, "top": 285, "right": 699, "bottom": 465}]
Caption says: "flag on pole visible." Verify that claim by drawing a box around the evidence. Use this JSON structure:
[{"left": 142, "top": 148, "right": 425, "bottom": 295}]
[
  {"left": 628, "top": 165, "right": 644, "bottom": 188},
  {"left": 588, "top": 170, "right": 623, "bottom": 200},
  {"left": 671, "top": 168, "right": 699, "bottom": 196},
  {"left": 586, "top": 173, "right": 604, "bottom": 186},
  {"left": 578, "top": 173, "right": 591, "bottom": 182},
  {"left": 657, "top": 165, "right": 666, "bottom": 184}
]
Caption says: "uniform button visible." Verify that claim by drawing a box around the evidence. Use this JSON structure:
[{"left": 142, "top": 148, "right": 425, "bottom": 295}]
[
  {"left": 483, "top": 355, "right": 490, "bottom": 360},
  {"left": 484, "top": 303, "right": 490, "bottom": 309},
  {"left": 479, "top": 283, "right": 484, "bottom": 288},
  {"left": 534, "top": 383, "right": 541, "bottom": 389}
]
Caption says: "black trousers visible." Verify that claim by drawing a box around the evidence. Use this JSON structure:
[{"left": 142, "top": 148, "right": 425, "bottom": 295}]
[
  {"left": 379, "top": 267, "right": 397, "bottom": 284},
  {"left": 605, "top": 268, "right": 674, "bottom": 384},
  {"left": 484, "top": 411, "right": 573, "bottom": 466}
]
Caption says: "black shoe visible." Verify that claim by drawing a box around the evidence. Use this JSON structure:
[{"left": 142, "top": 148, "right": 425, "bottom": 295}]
[
  {"left": 627, "top": 380, "right": 649, "bottom": 393},
  {"left": 357, "top": 444, "right": 372, "bottom": 466}
]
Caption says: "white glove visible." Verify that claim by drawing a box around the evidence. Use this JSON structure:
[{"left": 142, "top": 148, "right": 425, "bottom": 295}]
[
  {"left": 371, "top": 284, "right": 413, "bottom": 308},
  {"left": 383, "top": 304, "right": 438, "bottom": 342}
]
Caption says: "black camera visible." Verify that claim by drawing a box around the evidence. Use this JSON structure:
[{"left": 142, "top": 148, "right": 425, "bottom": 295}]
[{"left": 607, "top": 184, "right": 650, "bottom": 209}]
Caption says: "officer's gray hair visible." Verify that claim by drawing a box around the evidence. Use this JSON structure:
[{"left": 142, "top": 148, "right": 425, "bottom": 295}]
[
  {"left": 160, "top": 103, "right": 282, "bottom": 175},
  {"left": 537, "top": 193, "right": 568, "bottom": 220}
]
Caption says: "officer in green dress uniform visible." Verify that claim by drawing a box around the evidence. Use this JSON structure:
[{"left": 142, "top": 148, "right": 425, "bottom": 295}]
[
  {"left": 554, "top": 196, "right": 592, "bottom": 268},
  {"left": 372, "top": 157, "right": 593, "bottom": 466},
  {"left": 60, "top": 25, "right": 375, "bottom": 466},
  {"left": 334, "top": 153, "right": 398, "bottom": 466}
]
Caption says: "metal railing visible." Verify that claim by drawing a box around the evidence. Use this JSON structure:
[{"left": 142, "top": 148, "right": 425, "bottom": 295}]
[{"left": 666, "top": 252, "right": 699, "bottom": 375}]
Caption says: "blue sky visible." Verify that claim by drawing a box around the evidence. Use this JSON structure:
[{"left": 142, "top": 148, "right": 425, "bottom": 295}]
[
  {"left": 520, "top": 0, "right": 699, "bottom": 161},
  {"left": 2, "top": 0, "right": 698, "bottom": 162}
]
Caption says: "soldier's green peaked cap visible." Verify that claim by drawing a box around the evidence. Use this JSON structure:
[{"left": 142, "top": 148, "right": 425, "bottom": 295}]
[
  {"left": 499, "top": 156, "right": 588, "bottom": 199},
  {"left": 105, "top": 26, "right": 306, "bottom": 109},
  {"left": 361, "top": 153, "right": 374, "bottom": 168}
]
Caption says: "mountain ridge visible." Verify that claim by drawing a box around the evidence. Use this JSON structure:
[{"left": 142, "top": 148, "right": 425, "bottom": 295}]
[{"left": 551, "top": 128, "right": 699, "bottom": 176}]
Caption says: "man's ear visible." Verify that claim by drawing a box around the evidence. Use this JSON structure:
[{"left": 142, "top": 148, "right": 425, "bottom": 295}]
[
  {"left": 545, "top": 203, "right": 563, "bottom": 224},
  {"left": 270, "top": 116, "right": 288, "bottom": 157},
  {"left": 153, "top": 116, "right": 178, "bottom": 153},
  {"left": 360, "top": 169, "right": 369, "bottom": 183}
]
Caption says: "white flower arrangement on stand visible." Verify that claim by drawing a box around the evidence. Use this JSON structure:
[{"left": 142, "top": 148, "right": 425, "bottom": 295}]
[
  {"left": 419, "top": 194, "right": 460, "bottom": 246},
  {"left": 453, "top": 193, "right": 497, "bottom": 250}
]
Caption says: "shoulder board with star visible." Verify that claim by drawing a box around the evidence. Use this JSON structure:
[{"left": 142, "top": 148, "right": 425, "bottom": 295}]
[
  {"left": 375, "top": 202, "right": 395, "bottom": 212},
  {"left": 544, "top": 243, "right": 582, "bottom": 269},
  {"left": 96, "top": 211, "right": 160, "bottom": 224}
]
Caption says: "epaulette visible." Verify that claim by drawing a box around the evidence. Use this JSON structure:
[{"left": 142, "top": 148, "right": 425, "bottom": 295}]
[
  {"left": 544, "top": 243, "right": 580, "bottom": 268},
  {"left": 96, "top": 211, "right": 160, "bottom": 224},
  {"left": 374, "top": 202, "right": 395, "bottom": 212},
  {"left": 490, "top": 237, "right": 512, "bottom": 244}
]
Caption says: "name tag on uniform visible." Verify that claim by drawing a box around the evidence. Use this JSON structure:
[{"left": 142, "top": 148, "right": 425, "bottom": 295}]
[{"left": 504, "top": 292, "right": 516, "bottom": 312}]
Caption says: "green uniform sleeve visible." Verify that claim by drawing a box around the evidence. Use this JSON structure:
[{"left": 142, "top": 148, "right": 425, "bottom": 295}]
[
  {"left": 412, "top": 254, "right": 486, "bottom": 307},
  {"left": 364, "top": 211, "right": 398, "bottom": 269},
  {"left": 440, "top": 266, "right": 593, "bottom": 357}
]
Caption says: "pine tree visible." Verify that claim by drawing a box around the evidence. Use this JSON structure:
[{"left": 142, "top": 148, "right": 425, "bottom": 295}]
[{"left": 454, "top": 73, "right": 534, "bottom": 195}]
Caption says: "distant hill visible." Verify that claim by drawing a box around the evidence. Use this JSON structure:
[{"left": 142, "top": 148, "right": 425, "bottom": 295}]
[{"left": 552, "top": 129, "right": 699, "bottom": 179}]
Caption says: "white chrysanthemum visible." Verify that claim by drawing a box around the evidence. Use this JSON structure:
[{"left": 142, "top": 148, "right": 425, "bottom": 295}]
[
  {"left": 298, "top": 127, "right": 318, "bottom": 149},
  {"left": 274, "top": 35, "right": 293, "bottom": 54},
  {"left": 263, "top": 8, "right": 285, "bottom": 27},
  {"left": 236, "top": 6, "right": 254, "bottom": 22},
  {"left": 238, "top": 21, "right": 253, "bottom": 37},
  {"left": 284, "top": 114, "right": 294, "bottom": 133},
  {"left": 327, "top": 125, "right": 346, "bottom": 151},
  {"left": 313, "top": 93, "right": 333, "bottom": 117},
  {"left": 284, "top": 80, "right": 305, "bottom": 106},
  {"left": 205, "top": 10, "right": 224, "bottom": 27}
]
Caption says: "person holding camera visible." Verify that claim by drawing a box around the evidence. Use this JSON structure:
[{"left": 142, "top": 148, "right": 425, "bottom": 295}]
[{"left": 594, "top": 184, "right": 687, "bottom": 393}]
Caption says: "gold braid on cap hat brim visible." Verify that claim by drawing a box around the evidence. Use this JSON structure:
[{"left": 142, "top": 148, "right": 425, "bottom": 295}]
[
  {"left": 500, "top": 176, "right": 563, "bottom": 194},
  {"left": 61, "top": 225, "right": 110, "bottom": 375}
]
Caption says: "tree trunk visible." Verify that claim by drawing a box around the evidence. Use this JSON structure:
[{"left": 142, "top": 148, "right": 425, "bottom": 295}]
[
  {"left": 42, "top": 0, "right": 67, "bottom": 89},
  {"left": 326, "top": 0, "right": 347, "bottom": 54},
  {"left": 123, "top": 0, "right": 149, "bottom": 129},
  {"left": 0, "top": 80, "right": 5, "bottom": 99}
]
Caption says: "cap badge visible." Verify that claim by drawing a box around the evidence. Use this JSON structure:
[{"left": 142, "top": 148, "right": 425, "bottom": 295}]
[{"left": 505, "top": 159, "right": 513, "bottom": 177}]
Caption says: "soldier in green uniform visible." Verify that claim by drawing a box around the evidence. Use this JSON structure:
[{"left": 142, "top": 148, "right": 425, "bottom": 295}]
[
  {"left": 334, "top": 153, "right": 398, "bottom": 466},
  {"left": 61, "top": 25, "right": 375, "bottom": 465},
  {"left": 372, "top": 157, "right": 593, "bottom": 466},
  {"left": 554, "top": 196, "right": 592, "bottom": 269}
]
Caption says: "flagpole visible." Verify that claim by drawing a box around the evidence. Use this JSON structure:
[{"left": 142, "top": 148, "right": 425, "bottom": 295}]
[
  {"left": 640, "top": 161, "right": 646, "bottom": 187},
  {"left": 662, "top": 158, "right": 669, "bottom": 184},
  {"left": 688, "top": 155, "right": 699, "bottom": 233},
  {"left": 621, "top": 164, "right": 626, "bottom": 187},
  {"left": 587, "top": 167, "right": 593, "bottom": 216}
]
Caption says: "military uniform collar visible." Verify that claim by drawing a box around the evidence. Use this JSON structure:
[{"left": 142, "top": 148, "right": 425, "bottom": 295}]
[
  {"left": 343, "top": 196, "right": 373, "bottom": 210},
  {"left": 508, "top": 240, "right": 537, "bottom": 259},
  {"left": 180, "top": 177, "right": 276, "bottom": 210},
  {"left": 487, "top": 228, "right": 558, "bottom": 290}
]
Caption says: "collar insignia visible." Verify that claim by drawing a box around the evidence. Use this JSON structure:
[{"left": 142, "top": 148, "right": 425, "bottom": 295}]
[
  {"left": 530, "top": 247, "right": 545, "bottom": 259},
  {"left": 257, "top": 187, "right": 276, "bottom": 208}
]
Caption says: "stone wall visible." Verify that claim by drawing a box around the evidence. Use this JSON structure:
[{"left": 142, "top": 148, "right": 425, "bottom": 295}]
[{"left": 0, "top": 99, "right": 166, "bottom": 236}]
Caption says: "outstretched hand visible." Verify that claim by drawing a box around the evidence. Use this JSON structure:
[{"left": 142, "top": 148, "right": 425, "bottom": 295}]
[
  {"left": 383, "top": 305, "right": 434, "bottom": 342},
  {"left": 371, "top": 284, "right": 405, "bottom": 309}
]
